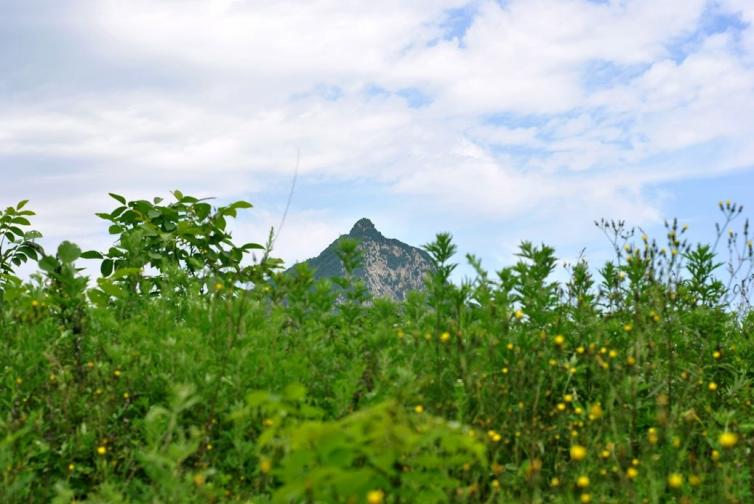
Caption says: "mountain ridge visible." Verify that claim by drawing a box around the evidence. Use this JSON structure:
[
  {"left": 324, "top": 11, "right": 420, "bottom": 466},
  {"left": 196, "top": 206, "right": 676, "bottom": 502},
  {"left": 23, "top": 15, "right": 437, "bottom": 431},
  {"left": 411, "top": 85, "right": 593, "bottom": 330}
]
[{"left": 291, "top": 218, "right": 433, "bottom": 300}]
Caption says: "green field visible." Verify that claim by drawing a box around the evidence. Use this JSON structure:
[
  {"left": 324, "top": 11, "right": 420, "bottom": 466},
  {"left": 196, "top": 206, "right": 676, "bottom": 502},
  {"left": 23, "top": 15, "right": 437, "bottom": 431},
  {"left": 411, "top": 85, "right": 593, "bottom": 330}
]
[{"left": 1, "top": 193, "right": 753, "bottom": 503}]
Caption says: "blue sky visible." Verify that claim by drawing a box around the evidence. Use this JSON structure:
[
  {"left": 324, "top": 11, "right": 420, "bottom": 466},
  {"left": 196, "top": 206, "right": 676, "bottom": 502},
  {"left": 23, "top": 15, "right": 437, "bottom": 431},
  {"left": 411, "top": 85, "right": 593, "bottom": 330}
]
[{"left": 2, "top": 0, "right": 754, "bottom": 279}]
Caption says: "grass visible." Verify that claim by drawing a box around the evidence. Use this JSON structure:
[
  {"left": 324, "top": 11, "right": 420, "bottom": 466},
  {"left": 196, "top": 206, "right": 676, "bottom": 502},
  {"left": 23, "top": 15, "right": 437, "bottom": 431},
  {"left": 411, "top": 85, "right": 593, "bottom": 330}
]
[{"left": 1, "top": 193, "right": 753, "bottom": 503}]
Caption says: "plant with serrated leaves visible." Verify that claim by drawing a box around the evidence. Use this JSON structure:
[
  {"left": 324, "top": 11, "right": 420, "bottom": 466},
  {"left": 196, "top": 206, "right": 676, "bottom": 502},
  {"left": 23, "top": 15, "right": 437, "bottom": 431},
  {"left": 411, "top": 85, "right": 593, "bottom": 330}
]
[
  {"left": 0, "top": 200, "right": 43, "bottom": 292},
  {"left": 84, "top": 191, "right": 279, "bottom": 299}
]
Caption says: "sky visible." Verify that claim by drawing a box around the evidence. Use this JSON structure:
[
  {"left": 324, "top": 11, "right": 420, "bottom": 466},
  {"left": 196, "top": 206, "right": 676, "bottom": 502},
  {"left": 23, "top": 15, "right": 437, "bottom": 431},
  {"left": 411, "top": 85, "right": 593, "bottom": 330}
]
[{"left": 2, "top": 0, "right": 754, "bottom": 279}]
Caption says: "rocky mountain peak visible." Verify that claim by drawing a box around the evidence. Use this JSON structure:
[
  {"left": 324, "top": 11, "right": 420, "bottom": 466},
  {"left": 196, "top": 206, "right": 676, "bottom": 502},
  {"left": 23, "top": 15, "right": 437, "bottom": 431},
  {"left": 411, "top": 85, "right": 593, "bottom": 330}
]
[
  {"left": 290, "top": 218, "right": 433, "bottom": 300},
  {"left": 349, "top": 218, "right": 381, "bottom": 239}
]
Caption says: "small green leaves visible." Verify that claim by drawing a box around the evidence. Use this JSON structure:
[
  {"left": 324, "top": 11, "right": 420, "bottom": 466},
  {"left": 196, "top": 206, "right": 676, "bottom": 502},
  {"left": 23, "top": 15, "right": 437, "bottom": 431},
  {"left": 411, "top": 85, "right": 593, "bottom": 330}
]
[
  {"left": 57, "top": 241, "right": 82, "bottom": 264},
  {"left": 109, "top": 193, "right": 127, "bottom": 205}
]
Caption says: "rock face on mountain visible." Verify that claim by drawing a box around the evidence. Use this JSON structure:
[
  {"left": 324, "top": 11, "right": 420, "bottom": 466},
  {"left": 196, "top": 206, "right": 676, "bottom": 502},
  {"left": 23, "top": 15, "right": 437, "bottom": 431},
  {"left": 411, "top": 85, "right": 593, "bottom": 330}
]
[{"left": 295, "top": 218, "right": 433, "bottom": 300}]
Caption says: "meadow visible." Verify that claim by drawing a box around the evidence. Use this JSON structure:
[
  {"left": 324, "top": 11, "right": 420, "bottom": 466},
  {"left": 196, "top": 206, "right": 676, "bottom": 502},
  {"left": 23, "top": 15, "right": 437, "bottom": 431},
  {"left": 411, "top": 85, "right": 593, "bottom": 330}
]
[{"left": 1, "top": 192, "right": 753, "bottom": 503}]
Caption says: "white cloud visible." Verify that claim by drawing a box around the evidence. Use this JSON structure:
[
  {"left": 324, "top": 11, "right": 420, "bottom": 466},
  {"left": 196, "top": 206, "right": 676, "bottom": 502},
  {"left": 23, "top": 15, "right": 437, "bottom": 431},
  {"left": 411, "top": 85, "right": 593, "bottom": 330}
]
[{"left": 2, "top": 0, "right": 754, "bottom": 268}]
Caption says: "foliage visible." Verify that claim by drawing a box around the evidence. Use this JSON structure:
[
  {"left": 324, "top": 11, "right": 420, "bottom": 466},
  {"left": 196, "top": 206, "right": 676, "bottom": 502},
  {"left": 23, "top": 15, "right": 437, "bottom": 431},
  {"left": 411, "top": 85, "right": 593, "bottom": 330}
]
[{"left": 1, "top": 192, "right": 754, "bottom": 503}]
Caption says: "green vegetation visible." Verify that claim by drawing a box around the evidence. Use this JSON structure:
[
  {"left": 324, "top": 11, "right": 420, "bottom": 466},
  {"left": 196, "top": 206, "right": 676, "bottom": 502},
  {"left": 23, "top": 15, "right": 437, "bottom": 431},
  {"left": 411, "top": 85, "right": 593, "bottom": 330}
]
[{"left": 1, "top": 192, "right": 753, "bottom": 503}]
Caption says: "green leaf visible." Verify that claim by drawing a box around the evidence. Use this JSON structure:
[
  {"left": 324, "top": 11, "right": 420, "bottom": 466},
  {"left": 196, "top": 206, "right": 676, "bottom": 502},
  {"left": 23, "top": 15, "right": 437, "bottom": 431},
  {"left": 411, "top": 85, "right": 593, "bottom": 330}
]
[
  {"left": 101, "top": 259, "right": 114, "bottom": 277},
  {"left": 108, "top": 224, "right": 124, "bottom": 235},
  {"left": 230, "top": 200, "right": 253, "bottom": 209},
  {"left": 109, "top": 193, "right": 127, "bottom": 205},
  {"left": 16, "top": 200, "right": 29, "bottom": 210},
  {"left": 58, "top": 241, "right": 82, "bottom": 264},
  {"left": 11, "top": 217, "right": 31, "bottom": 226},
  {"left": 81, "top": 250, "right": 104, "bottom": 260},
  {"left": 24, "top": 230, "right": 43, "bottom": 240},
  {"left": 39, "top": 256, "right": 58, "bottom": 273},
  {"left": 97, "top": 278, "right": 126, "bottom": 299},
  {"left": 194, "top": 203, "right": 212, "bottom": 220},
  {"left": 173, "top": 190, "right": 184, "bottom": 201}
]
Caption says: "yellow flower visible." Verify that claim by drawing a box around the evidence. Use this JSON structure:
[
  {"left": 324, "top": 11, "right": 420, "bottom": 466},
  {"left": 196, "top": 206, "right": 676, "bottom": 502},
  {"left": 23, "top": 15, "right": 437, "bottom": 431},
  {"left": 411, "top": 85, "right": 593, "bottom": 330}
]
[
  {"left": 68, "top": 463, "right": 75, "bottom": 472},
  {"left": 608, "top": 349, "right": 618, "bottom": 359},
  {"left": 647, "top": 427, "right": 659, "bottom": 445},
  {"left": 667, "top": 473, "right": 683, "bottom": 489},
  {"left": 711, "top": 449, "right": 720, "bottom": 461},
  {"left": 576, "top": 475, "right": 590, "bottom": 488},
  {"left": 712, "top": 351, "right": 721, "bottom": 360},
  {"left": 570, "top": 444, "right": 587, "bottom": 461},
  {"left": 96, "top": 446, "right": 107, "bottom": 456},
  {"left": 580, "top": 493, "right": 591, "bottom": 504},
  {"left": 214, "top": 282, "right": 224, "bottom": 291},
  {"left": 507, "top": 343, "right": 514, "bottom": 350},
  {"left": 557, "top": 403, "right": 566, "bottom": 412},
  {"left": 623, "top": 323, "right": 633, "bottom": 332},
  {"left": 31, "top": 299, "right": 40, "bottom": 307},
  {"left": 626, "top": 356, "right": 636, "bottom": 366},
  {"left": 588, "top": 404, "right": 603, "bottom": 421},
  {"left": 550, "top": 477, "right": 560, "bottom": 487},
  {"left": 367, "top": 490, "right": 384, "bottom": 504},
  {"left": 113, "top": 369, "right": 122, "bottom": 378},
  {"left": 440, "top": 332, "right": 450, "bottom": 343},
  {"left": 626, "top": 467, "right": 638, "bottom": 479},
  {"left": 193, "top": 473, "right": 206, "bottom": 487},
  {"left": 514, "top": 309, "right": 524, "bottom": 320},
  {"left": 564, "top": 394, "right": 573, "bottom": 403},
  {"left": 259, "top": 458, "right": 272, "bottom": 474},
  {"left": 553, "top": 334, "right": 565, "bottom": 347},
  {"left": 708, "top": 382, "right": 718, "bottom": 392},
  {"left": 689, "top": 474, "right": 702, "bottom": 487},
  {"left": 672, "top": 436, "right": 681, "bottom": 448},
  {"left": 414, "top": 405, "right": 424, "bottom": 414},
  {"left": 719, "top": 431, "right": 738, "bottom": 448},
  {"left": 576, "top": 346, "right": 585, "bottom": 354},
  {"left": 599, "top": 449, "right": 610, "bottom": 459},
  {"left": 491, "top": 480, "right": 500, "bottom": 490}
]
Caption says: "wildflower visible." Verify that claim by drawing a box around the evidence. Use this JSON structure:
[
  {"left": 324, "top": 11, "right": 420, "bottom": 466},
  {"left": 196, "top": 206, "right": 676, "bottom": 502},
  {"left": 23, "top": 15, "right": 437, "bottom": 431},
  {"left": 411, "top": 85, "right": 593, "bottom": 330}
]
[
  {"left": 588, "top": 404, "right": 603, "bottom": 421},
  {"left": 263, "top": 418, "right": 274, "bottom": 427},
  {"left": 15, "top": 377, "right": 22, "bottom": 385},
  {"left": 576, "top": 475, "right": 590, "bottom": 488},
  {"left": 689, "top": 474, "right": 702, "bottom": 487},
  {"left": 647, "top": 428, "right": 659, "bottom": 445},
  {"left": 564, "top": 394, "right": 573, "bottom": 403},
  {"left": 31, "top": 299, "right": 40, "bottom": 307},
  {"left": 570, "top": 444, "right": 587, "bottom": 461},
  {"left": 576, "top": 346, "right": 585, "bottom": 354},
  {"left": 550, "top": 477, "right": 560, "bottom": 487},
  {"left": 414, "top": 405, "right": 424, "bottom": 414},
  {"left": 491, "top": 480, "right": 500, "bottom": 490},
  {"left": 507, "top": 343, "right": 514, "bottom": 350},
  {"left": 96, "top": 446, "right": 107, "bottom": 456},
  {"left": 626, "top": 356, "right": 636, "bottom": 366},
  {"left": 424, "top": 332, "right": 432, "bottom": 341},
  {"left": 667, "top": 473, "right": 683, "bottom": 489},
  {"left": 553, "top": 334, "right": 565, "bottom": 347},
  {"left": 608, "top": 349, "right": 618, "bottom": 359},
  {"left": 599, "top": 449, "right": 610, "bottom": 459},
  {"left": 193, "top": 473, "right": 206, "bottom": 487},
  {"left": 708, "top": 382, "right": 718, "bottom": 392},
  {"left": 712, "top": 351, "right": 721, "bottom": 360},
  {"left": 123, "top": 392, "right": 129, "bottom": 400},
  {"left": 487, "top": 430, "right": 502, "bottom": 443},
  {"left": 711, "top": 449, "right": 720, "bottom": 461},
  {"left": 514, "top": 309, "right": 524, "bottom": 320},
  {"left": 719, "top": 431, "right": 738, "bottom": 448},
  {"left": 440, "top": 332, "right": 450, "bottom": 343},
  {"left": 68, "top": 463, "right": 75, "bottom": 472},
  {"left": 580, "top": 493, "right": 591, "bottom": 503},
  {"left": 259, "top": 459, "right": 272, "bottom": 474},
  {"left": 214, "top": 282, "right": 224, "bottom": 291},
  {"left": 557, "top": 403, "right": 566, "bottom": 412},
  {"left": 113, "top": 369, "right": 122, "bottom": 378},
  {"left": 631, "top": 459, "right": 640, "bottom": 466},
  {"left": 367, "top": 490, "right": 384, "bottom": 504},
  {"left": 626, "top": 467, "right": 638, "bottom": 479},
  {"left": 501, "top": 367, "right": 509, "bottom": 374},
  {"left": 623, "top": 323, "right": 633, "bottom": 332},
  {"left": 672, "top": 436, "right": 681, "bottom": 448},
  {"left": 574, "top": 407, "right": 584, "bottom": 415}
]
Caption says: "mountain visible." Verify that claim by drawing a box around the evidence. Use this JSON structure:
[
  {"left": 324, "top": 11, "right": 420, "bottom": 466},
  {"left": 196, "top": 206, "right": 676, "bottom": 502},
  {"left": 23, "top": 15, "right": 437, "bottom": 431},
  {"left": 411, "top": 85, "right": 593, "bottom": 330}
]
[{"left": 292, "top": 218, "right": 433, "bottom": 300}]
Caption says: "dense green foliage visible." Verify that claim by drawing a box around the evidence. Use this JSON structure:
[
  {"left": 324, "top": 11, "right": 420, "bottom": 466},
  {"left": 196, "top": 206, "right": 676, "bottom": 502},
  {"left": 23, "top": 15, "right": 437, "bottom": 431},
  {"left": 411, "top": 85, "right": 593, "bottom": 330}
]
[{"left": 1, "top": 193, "right": 753, "bottom": 503}]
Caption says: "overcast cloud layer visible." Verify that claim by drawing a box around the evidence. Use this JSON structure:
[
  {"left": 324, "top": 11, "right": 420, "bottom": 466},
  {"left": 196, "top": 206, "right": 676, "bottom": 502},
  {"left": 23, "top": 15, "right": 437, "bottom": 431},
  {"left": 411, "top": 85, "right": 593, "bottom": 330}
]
[{"left": 2, "top": 0, "right": 754, "bottom": 273}]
